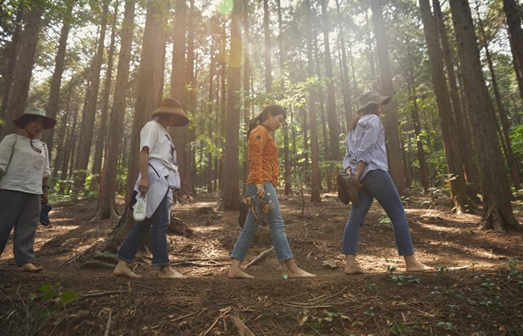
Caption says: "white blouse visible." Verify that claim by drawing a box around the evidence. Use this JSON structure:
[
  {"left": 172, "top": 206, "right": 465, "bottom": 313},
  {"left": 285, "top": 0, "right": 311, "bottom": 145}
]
[
  {"left": 0, "top": 134, "right": 51, "bottom": 195},
  {"left": 140, "top": 120, "right": 178, "bottom": 174}
]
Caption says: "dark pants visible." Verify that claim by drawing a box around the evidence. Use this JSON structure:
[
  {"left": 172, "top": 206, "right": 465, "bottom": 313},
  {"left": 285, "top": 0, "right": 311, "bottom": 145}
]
[
  {"left": 0, "top": 190, "right": 41, "bottom": 266},
  {"left": 117, "top": 192, "right": 171, "bottom": 267}
]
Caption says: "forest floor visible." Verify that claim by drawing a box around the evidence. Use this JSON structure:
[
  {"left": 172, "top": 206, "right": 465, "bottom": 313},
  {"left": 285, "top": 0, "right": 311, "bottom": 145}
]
[{"left": 1, "top": 190, "right": 523, "bottom": 336}]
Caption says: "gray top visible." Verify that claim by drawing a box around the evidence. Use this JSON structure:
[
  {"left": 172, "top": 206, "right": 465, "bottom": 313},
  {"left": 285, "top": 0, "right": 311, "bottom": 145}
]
[{"left": 342, "top": 114, "right": 389, "bottom": 181}]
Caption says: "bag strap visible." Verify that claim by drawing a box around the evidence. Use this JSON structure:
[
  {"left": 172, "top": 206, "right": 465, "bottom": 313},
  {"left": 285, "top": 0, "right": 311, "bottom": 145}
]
[
  {"left": 1, "top": 135, "right": 17, "bottom": 177},
  {"left": 148, "top": 163, "right": 160, "bottom": 178}
]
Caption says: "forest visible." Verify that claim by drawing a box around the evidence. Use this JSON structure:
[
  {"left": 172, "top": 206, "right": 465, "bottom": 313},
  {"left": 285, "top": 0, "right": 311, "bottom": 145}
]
[{"left": 0, "top": 0, "right": 523, "bottom": 335}]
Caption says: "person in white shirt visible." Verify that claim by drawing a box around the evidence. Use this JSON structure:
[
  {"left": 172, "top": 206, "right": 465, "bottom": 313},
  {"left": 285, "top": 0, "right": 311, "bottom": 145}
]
[
  {"left": 0, "top": 107, "right": 56, "bottom": 272},
  {"left": 113, "top": 98, "right": 189, "bottom": 279}
]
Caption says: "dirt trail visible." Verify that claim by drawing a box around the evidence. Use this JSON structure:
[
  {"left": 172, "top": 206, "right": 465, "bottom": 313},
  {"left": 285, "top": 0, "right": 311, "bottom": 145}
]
[{"left": 1, "top": 193, "right": 522, "bottom": 335}]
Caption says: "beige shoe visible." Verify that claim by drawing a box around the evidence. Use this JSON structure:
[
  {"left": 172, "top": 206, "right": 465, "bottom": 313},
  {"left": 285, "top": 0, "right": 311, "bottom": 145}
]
[{"left": 20, "top": 263, "right": 43, "bottom": 273}]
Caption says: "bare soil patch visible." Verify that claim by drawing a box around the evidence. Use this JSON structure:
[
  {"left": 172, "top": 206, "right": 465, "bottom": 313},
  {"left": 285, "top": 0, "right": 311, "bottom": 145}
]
[{"left": 1, "top": 192, "right": 522, "bottom": 335}]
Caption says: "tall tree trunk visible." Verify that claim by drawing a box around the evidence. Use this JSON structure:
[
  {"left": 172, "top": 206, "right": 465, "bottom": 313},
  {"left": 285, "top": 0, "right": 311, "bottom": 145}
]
[
  {"left": 348, "top": 41, "right": 359, "bottom": 97},
  {"left": 502, "top": 0, "right": 523, "bottom": 104},
  {"left": 52, "top": 90, "right": 73, "bottom": 178},
  {"left": 184, "top": 0, "right": 196, "bottom": 195},
  {"left": 365, "top": 10, "right": 376, "bottom": 80},
  {"left": 335, "top": 0, "right": 353, "bottom": 130},
  {"left": 103, "top": 0, "right": 168, "bottom": 251},
  {"left": 321, "top": 0, "right": 340, "bottom": 164},
  {"left": 305, "top": 0, "right": 321, "bottom": 202},
  {"left": 370, "top": 0, "right": 407, "bottom": 195},
  {"left": 263, "top": 0, "right": 272, "bottom": 93},
  {"left": 276, "top": 0, "right": 291, "bottom": 195},
  {"left": 399, "top": 126, "right": 412, "bottom": 189},
  {"left": 475, "top": 0, "right": 521, "bottom": 191},
  {"left": 243, "top": 1, "right": 250, "bottom": 186},
  {"left": 0, "top": 10, "right": 23, "bottom": 136},
  {"left": 419, "top": 0, "right": 474, "bottom": 213},
  {"left": 124, "top": 0, "right": 167, "bottom": 205},
  {"left": 406, "top": 44, "right": 429, "bottom": 192},
  {"left": 220, "top": 0, "right": 242, "bottom": 210},
  {"left": 44, "top": 4, "right": 72, "bottom": 155},
  {"left": 93, "top": 2, "right": 119, "bottom": 177},
  {"left": 433, "top": 0, "right": 480, "bottom": 197},
  {"left": 208, "top": 28, "right": 216, "bottom": 193},
  {"left": 71, "top": 81, "right": 91, "bottom": 181},
  {"left": 170, "top": 0, "right": 189, "bottom": 197},
  {"left": 95, "top": 0, "right": 135, "bottom": 220},
  {"left": 2, "top": 5, "right": 43, "bottom": 138},
  {"left": 60, "top": 102, "right": 80, "bottom": 194},
  {"left": 301, "top": 106, "right": 310, "bottom": 184},
  {"left": 314, "top": 37, "right": 329, "bottom": 157},
  {"left": 449, "top": 0, "right": 519, "bottom": 231},
  {"left": 219, "top": 19, "right": 227, "bottom": 191},
  {"left": 76, "top": 1, "right": 110, "bottom": 172}
]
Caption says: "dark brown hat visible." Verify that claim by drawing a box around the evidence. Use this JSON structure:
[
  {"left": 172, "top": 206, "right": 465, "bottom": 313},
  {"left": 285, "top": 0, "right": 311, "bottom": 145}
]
[
  {"left": 151, "top": 98, "right": 189, "bottom": 126},
  {"left": 14, "top": 107, "right": 57, "bottom": 129}
]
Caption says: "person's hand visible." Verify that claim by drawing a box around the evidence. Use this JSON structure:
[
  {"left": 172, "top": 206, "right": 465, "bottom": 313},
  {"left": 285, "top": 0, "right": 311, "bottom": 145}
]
[
  {"left": 256, "top": 184, "right": 265, "bottom": 199},
  {"left": 344, "top": 167, "right": 353, "bottom": 176},
  {"left": 138, "top": 177, "right": 149, "bottom": 195},
  {"left": 42, "top": 191, "right": 48, "bottom": 205}
]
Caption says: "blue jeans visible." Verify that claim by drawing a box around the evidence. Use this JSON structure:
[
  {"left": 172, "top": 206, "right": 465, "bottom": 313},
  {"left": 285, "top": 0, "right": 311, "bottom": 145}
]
[
  {"left": 342, "top": 169, "right": 415, "bottom": 256},
  {"left": 231, "top": 182, "right": 293, "bottom": 262},
  {"left": 117, "top": 192, "right": 171, "bottom": 267}
]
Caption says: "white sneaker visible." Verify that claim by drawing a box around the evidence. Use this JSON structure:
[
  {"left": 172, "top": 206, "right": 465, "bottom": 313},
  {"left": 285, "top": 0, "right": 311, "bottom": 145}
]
[{"left": 133, "top": 196, "right": 147, "bottom": 222}]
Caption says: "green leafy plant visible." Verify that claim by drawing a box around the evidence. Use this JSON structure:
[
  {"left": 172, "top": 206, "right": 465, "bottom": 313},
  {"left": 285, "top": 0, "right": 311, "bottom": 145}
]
[
  {"left": 378, "top": 216, "right": 392, "bottom": 227},
  {"left": 479, "top": 295, "right": 504, "bottom": 311},
  {"left": 429, "top": 286, "right": 441, "bottom": 296},
  {"left": 445, "top": 289, "right": 464, "bottom": 300},
  {"left": 436, "top": 321, "right": 457, "bottom": 333},
  {"left": 364, "top": 307, "right": 376, "bottom": 317},
  {"left": 480, "top": 277, "right": 497, "bottom": 291},
  {"left": 38, "top": 283, "right": 78, "bottom": 318},
  {"left": 387, "top": 265, "right": 421, "bottom": 285},
  {"left": 388, "top": 316, "right": 418, "bottom": 335},
  {"left": 365, "top": 281, "right": 376, "bottom": 292}
]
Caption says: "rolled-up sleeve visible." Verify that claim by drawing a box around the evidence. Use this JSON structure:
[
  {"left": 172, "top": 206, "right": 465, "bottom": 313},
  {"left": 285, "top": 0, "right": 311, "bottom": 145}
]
[
  {"left": 342, "top": 134, "right": 351, "bottom": 171},
  {"left": 43, "top": 143, "right": 51, "bottom": 178},
  {"left": 0, "top": 135, "right": 15, "bottom": 174},
  {"left": 356, "top": 115, "right": 381, "bottom": 164},
  {"left": 140, "top": 122, "right": 158, "bottom": 152},
  {"left": 248, "top": 128, "right": 267, "bottom": 185}
]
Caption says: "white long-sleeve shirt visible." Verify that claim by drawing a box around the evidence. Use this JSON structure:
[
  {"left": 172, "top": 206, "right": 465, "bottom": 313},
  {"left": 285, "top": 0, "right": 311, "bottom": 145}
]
[
  {"left": 0, "top": 134, "right": 50, "bottom": 195},
  {"left": 343, "top": 114, "right": 389, "bottom": 181}
]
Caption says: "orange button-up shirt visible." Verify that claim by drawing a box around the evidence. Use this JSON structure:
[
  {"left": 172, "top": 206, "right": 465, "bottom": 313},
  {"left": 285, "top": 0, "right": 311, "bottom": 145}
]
[{"left": 246, "top": 124, "right": 279, "bottom": 186}]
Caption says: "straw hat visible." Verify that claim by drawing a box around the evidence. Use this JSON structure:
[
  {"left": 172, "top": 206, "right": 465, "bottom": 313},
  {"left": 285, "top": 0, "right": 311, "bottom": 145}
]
[
  {"left": 14, "top": 107, "right": 57, "bottom": 129},
  {"left": 151, "top": 98, "right": 189, "bottom": 126},
  {"left": 356, "top": 91, "right": 391, "bottom": 113}
]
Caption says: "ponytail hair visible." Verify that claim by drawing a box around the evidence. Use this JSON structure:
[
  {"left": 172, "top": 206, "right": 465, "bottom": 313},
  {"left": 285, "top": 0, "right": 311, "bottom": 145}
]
[
  {"left": 247, "top": 104, "right": 286, "bottom": 137},
  {"left": 349, "top": 103, "right": 379, "bottom": 131}
]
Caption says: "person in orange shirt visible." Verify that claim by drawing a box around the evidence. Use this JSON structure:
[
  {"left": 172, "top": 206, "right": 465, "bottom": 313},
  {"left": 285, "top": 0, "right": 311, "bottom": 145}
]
[{"left": 228, "top": 105, "right": 315, "bottom": 279}]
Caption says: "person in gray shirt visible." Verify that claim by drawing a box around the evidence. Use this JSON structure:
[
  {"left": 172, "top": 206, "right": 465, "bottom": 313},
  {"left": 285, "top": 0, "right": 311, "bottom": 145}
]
[
  {"left": 0, "top": 107, "right": 56, "bottom": 273},
  {"left": 341, "top": 91, "right": 432, "bottom": 274}
]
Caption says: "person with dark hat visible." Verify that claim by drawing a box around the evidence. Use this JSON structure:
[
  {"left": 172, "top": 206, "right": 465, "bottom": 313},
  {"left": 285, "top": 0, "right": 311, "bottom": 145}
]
[
  {"left": 341, "top": 91, "right": 432, "bottom": 274},
  {"left": 0, "top": 107, "right": 56, "bottom": 272},
  {"left": 113, "top": 98, "right": 189, "bottom": 279}
]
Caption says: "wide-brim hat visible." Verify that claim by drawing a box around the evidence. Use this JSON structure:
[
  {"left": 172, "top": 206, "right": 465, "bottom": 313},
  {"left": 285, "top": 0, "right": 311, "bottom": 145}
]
[
  {"left": 151, "top": 98, "right": 189, "bottom": 126},
  {"left": 356, "top": 91, "right": 391, "bottom": 114},
  {"left": 14, "top": 107, "right": 57, "bottom": 129}
]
